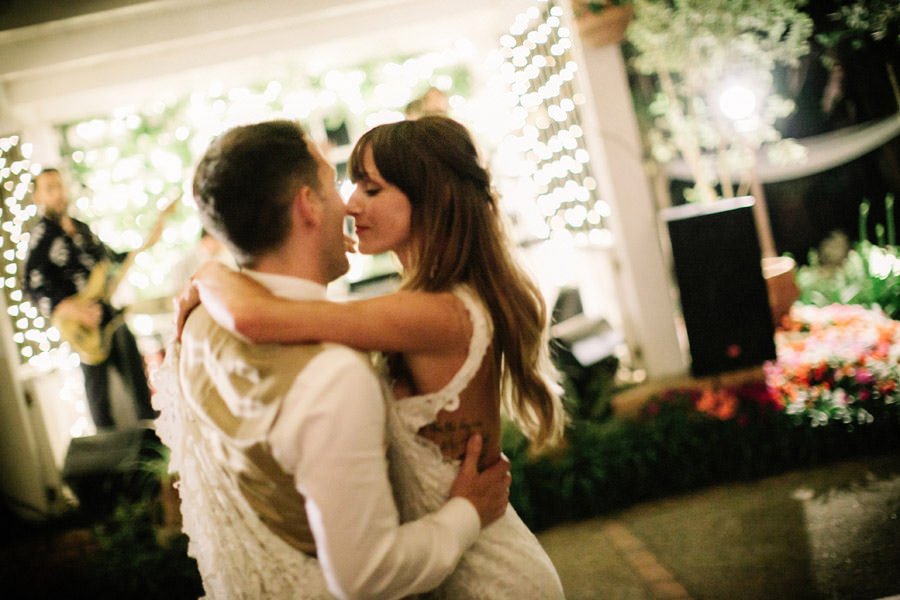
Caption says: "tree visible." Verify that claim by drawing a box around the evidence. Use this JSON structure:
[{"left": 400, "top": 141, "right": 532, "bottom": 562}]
[{"left": 626, "top": 0, "right": 814, "bottom": 209}]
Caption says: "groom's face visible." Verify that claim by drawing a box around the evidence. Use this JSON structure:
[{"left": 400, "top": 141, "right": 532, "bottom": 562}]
[{"left": 306, "top": 139, "right": 350, "bottom": 282}]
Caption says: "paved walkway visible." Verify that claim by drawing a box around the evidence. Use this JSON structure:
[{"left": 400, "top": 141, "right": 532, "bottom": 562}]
[
  {"left": 538, "top": 452, "right": 900, "bottom": 600},
  {"left": 3, "top": 450, "right": 898, "bottom": 598}
]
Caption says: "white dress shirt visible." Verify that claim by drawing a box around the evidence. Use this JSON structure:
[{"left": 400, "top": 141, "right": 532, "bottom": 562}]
[{"left": 247, "top": 270, "right": 481, "bottom": 600}]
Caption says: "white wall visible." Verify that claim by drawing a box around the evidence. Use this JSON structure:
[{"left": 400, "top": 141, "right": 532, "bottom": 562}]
[{"left": 0, "top": 293, "right": 66, "bottom": 519}]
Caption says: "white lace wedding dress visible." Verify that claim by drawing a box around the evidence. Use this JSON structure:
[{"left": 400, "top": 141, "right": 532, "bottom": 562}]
[
  {"left": 152, "top": 345, "right": 333, "bottom": 599},
  {"left": 385, "top": 286, "right": 565, "bottom": 599}
]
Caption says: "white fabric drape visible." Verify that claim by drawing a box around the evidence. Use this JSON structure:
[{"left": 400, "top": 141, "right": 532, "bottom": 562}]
[{"left": 665, "top": 113, "right": 900, "bottom": 184}]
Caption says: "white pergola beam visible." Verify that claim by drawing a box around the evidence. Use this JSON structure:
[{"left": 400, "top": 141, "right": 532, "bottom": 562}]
[{"left": 0, "top": 0, "right": 495, "bottom": 121}]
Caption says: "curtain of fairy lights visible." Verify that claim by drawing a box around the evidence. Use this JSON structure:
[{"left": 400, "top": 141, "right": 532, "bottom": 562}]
[
  {"left": 0, "top": 136, "right": 70, "bottom": 370},
  {"left": 58, "top": 51, "right": 475, "bottom": 303},
  {"left": 1, "top": 49, "right": 476, "bottom": 374},
  {"left": 499, "top": 0, "right": 611, "bottom": 245}
]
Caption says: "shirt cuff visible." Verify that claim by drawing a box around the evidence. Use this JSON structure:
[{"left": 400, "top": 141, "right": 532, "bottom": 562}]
[{"left": 439, "top": 497, "right": 481, "bottom": 550}]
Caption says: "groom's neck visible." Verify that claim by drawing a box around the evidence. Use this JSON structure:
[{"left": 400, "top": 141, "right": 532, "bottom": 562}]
[{"left": 251, "top": 248, "right": 327, "bottom": 286}]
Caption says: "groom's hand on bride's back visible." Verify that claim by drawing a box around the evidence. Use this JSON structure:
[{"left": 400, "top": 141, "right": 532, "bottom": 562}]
[{"left": 448, "top": 433, "right": 511, "bottom": 528}]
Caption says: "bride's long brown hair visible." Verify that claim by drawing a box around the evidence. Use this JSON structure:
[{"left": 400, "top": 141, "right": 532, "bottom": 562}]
[{"left": 349, "top": 116, "right": 567, "bottom": 450}]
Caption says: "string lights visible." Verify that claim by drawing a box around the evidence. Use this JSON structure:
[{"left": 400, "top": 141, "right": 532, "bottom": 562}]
[
  {"left": 0, "top": 47, "right": 477, "bottom": 377},
  {"left": 0, "top": 135, "right": 69, "bottom": 369},
  {"left": 0, "top": 5, "right": 623, "bottom": 441},
  {"left": 498, "top": 0, "right": 611, "bottom": 245},
  {"left": 1, "top": 136, "right": 92, "bottom": 437},
  {"left": 3, "top": 12, "right": 607, "bottom": 375}
]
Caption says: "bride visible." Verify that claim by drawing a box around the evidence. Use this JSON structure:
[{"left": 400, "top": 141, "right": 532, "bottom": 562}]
[{"left": 184, "top": 116, "right": 567, "bottom": 599}]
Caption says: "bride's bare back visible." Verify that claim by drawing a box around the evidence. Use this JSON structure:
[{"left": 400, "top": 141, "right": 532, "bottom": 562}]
[{"left": 399, "top": 343, "right": 502, "bottom": 470}]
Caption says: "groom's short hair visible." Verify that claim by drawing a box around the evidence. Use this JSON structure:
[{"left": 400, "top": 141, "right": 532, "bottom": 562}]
[{"left": 192, "top": 120, "right": 320, "bottom": 267}]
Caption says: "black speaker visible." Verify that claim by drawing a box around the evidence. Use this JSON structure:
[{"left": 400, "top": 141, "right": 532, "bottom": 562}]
[
  {"left": 662, "top": 196, "right": 775, "bottom": 376},
  {"left": 62, "top": 426, "right": 161, "bottom": 513}
]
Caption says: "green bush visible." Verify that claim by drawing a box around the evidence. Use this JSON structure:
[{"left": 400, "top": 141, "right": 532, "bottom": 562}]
[
  {"left": 56, "top": 440, "right": 203, "bottom": 599},
  {"left": 87, "top": 499, "right": 202, "bottom": 599},
  {"left": 505, "top": 383, "right": 900, "bottom": 532},
  {"left": 796, "top": 195, "right": 900, "bottom": 319}
]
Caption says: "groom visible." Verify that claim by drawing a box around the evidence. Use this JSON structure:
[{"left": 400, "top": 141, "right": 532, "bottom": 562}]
[{"left": 166, "top": 120, "right": 510, "bottom": 598}]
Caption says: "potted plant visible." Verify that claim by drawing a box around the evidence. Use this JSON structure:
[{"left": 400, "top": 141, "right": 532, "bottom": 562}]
[{"left": 573, "top": 1, "right": 635, "bottom": 48}]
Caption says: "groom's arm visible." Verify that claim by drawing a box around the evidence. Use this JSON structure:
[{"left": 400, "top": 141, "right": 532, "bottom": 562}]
[{"left": 269, "top": 346, "right": 485, "bottom": 600}]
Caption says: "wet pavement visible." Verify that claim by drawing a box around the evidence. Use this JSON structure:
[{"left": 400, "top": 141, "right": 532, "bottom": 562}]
[
  {"left": 539, "top": 452, "right": 900, "bottom": 600},
  {"left": 2, "top": 450, "right": 898, "bottom": 598}
]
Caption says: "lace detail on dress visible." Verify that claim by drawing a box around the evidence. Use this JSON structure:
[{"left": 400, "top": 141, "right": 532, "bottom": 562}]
[
  {"left": 151, "top": 342, "right": 333, "bottom": 600},
  {"left": 395, "top": 286, "right": 493, "bottom": 432},
  {"left": 385, "top": 286, "right": 564, "bottom": 599}
]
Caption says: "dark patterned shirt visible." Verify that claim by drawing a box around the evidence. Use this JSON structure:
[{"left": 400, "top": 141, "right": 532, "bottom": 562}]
[{"left": 23, "top": 216, "right": 124, "bottom": 317}]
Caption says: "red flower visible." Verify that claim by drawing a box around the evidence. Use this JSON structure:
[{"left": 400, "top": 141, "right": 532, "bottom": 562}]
[{"left": 695, "top": 388, "right": 738, "bottom": 421}]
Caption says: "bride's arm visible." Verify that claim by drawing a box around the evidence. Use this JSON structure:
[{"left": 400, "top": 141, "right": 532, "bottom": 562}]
[{"left": 190, "top": 262, "right": 471, "bottom": 353}]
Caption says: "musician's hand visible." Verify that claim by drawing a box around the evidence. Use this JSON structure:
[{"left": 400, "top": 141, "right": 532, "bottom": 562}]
[
  {"left": 56, "top": 298, "right": 102, "bottom": 328},
  {"left": 80, "top": 302, "right": 102, "bottom": 328},
  {"left": 174, "top": 282, "right": 201, "bottom": 342}
]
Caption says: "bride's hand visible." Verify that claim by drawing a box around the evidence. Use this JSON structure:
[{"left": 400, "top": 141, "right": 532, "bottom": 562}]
[
  {"left": 176, "top": 261, "right": 274, "bottom": 341},
  {"left": 174, "top": 281, "right": 201, "bottom": 342}
]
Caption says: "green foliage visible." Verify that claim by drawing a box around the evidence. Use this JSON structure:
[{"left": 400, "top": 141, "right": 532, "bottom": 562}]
[
  {"left": 796, "top": 243, "right": 900, "bottom": 319},
  {"left": 583, "top": 0, "right": 633, "bottom": 10},
  {"left": 795, "top": 195, "right": 900, "bottom": 319},
  {"left": 505, "top": 386, "right": 900, "bottom": 532},
  {"left": 54, "top": 55, "right": 473, "bottom": 303},
  {"left": 816, "top": 1, "right": 900, "bottom": 55},
  {"left": 33, "top": 438, "right": 203, "bottom": 598},
  {"left": 625, "top": 0, "right": 813, "bottom": 202},
  {"left": 629, "top": 1, "right": 812, "bottom": 78},
  {"left": 87, "top": 499, "right": 202, "bottom": 599},
  {"left": 553, "top": 345, "right": 620, "bottom": 421}
]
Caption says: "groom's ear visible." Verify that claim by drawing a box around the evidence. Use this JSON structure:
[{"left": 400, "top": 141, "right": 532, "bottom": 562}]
[{"left": 292, "top": 185, "right": 321, "bottom": 228}]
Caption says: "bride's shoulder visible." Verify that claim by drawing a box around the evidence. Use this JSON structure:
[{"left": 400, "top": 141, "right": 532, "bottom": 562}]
[{"left": 449, "top": 285, "right": 492, "bottom": 332}]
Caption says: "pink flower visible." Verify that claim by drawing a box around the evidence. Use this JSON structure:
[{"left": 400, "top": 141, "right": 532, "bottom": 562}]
[{"left": 855, "top": 368, "right": 875, "bottom": 385}]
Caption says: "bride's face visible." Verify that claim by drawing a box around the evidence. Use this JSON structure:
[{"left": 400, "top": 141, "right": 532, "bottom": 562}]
[{"left": 346, "top": 146, "right": 413, "bottom": 263}]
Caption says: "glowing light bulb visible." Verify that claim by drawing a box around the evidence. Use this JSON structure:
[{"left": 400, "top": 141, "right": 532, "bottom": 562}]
[{"left": 719, "top": 84, "right": 758, "bottom": 122}]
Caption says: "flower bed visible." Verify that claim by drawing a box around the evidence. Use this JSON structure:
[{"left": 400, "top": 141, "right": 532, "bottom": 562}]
[
  {"left": 765, "top": 304, "right": 900, "bottom": 426},
  {"left": 506, "top": 303, "right": 900, "bottom": 531}
]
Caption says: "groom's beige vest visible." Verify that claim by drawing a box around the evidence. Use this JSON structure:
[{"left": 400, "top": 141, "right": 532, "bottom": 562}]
[{"left": 180, "top": 306, "right": 325, "bottom": 556}]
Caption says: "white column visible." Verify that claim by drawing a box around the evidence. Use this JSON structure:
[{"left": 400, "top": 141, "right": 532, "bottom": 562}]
[
  {"left": 568, "top": 24, "right": 687, "bottom": 378},
  {"left": 0, "top": 294, "right": 65, "bottom": 519}
]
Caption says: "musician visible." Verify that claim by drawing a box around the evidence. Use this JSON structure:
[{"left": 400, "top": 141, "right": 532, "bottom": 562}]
[{"left": 23, "top": 168, "right": 157, "bottom": 431}]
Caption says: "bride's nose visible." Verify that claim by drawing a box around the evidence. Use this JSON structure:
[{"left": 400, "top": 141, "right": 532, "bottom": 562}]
[{"left": 345, "top": 193, "right": 362, "bottom": 216}]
